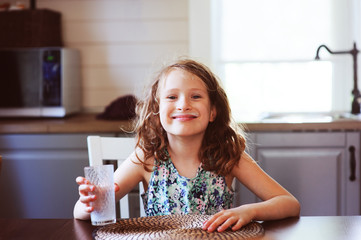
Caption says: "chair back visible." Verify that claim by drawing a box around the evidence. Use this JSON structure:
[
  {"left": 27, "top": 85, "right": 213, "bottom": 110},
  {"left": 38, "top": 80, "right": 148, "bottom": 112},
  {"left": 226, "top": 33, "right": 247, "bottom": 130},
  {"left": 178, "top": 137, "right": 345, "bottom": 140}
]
[{"left": 87, "top": 136, "right": 145, "bottom": 218}]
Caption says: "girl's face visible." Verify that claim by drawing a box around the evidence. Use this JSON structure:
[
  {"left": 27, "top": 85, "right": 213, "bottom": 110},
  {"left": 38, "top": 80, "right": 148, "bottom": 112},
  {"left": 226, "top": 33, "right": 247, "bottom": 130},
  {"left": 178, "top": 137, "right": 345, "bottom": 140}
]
[{"left": 158, "top": 69, "right": 216, "bottom": 138}]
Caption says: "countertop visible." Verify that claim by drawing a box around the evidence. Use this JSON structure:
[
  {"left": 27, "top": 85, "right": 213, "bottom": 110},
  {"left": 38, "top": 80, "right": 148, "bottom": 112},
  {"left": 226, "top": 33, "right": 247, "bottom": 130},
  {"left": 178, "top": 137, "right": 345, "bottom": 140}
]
[
  {"left": 0, "top": 113, "right": 134, "bottom": 134},
  {"left": 1, "top": 113, "right": 361, "bottom": 134}
]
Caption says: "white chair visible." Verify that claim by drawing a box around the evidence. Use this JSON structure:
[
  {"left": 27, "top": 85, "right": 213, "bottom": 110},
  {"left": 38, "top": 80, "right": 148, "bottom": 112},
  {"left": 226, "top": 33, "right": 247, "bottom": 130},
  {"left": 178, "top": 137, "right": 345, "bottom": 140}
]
[{"left": 87, "top": 136, "right": 146, "bottom": 218}]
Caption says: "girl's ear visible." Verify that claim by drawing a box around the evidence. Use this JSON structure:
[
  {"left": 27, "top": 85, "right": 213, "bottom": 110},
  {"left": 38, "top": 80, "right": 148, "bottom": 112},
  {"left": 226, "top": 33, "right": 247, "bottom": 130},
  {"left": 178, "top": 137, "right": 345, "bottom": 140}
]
[{"left": 210, "top": 106, "right": 217, "bottom": 122}]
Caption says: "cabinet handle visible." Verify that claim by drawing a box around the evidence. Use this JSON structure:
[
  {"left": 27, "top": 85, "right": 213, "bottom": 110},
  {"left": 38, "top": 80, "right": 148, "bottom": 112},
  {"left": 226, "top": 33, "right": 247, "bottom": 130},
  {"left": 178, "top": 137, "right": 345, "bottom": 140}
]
[{"left": 349, "top": 146, "right": 356, "bottom": 181}]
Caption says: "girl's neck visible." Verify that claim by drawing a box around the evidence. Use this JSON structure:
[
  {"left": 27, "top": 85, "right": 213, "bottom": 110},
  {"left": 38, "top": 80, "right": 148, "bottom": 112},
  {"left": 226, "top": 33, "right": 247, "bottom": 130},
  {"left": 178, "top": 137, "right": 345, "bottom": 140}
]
[
  {"left": 166, "top": 134, "right": 203, "bottom": 178},
  {"left": 167, "top": 134, "right": 202, "bottom": 160}
]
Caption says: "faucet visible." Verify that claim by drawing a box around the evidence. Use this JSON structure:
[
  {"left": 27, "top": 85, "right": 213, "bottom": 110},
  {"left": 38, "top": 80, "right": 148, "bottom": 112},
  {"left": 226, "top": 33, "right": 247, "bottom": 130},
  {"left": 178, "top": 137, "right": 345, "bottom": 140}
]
[{"left": 315, "top": 42, "right": 361, "bottom": 114}]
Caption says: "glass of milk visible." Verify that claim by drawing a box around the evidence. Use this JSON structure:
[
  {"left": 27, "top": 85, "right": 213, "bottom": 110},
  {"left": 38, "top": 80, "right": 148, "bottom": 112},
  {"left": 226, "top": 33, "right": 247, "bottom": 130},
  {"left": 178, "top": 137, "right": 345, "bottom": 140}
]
[{"left": 84, "top": 165, "right": 116, "bottom": 226}]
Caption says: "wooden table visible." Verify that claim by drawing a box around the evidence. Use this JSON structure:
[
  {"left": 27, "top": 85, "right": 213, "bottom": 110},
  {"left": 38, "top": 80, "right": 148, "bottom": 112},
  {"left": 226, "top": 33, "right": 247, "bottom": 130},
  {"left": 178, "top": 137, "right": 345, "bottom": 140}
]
[
  {"left": 0, "top": 218, "right": 97, "bottom": 240},
  {"left": 0, "top": 216, "right": 360, "bottom": 240},
  {"left": 262, "top": 216, "right": 361, "bottom": 240}
]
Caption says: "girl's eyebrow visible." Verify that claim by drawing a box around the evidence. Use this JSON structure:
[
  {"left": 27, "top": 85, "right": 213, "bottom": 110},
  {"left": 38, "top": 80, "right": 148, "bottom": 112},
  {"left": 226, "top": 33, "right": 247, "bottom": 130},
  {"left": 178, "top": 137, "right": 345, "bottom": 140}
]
[{"left": 163, "top": 88, "right": 207, "bottom": 92}]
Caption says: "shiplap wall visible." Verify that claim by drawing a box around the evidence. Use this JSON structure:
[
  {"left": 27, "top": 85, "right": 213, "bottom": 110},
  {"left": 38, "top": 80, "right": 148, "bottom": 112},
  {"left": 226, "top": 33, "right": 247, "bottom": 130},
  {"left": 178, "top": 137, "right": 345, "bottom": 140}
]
[{"left": 36, "top": 0, "right": 189, "bottom": 112}]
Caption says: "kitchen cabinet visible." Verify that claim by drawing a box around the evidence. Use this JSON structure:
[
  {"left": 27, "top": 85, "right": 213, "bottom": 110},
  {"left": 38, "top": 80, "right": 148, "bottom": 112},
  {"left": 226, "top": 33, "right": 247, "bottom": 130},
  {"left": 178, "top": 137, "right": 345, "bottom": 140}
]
[
  {"left": 235, "top": 132, "right": 360, "bottom": 216},
  {"left": 0, "top": 133, "right": 144, "bottom": 219},
  {"left": 0, "top": 134, "right": 109, "bottom": 218},
  {"left": 1, "top": 128, "right": 360, "bottom": 218}
]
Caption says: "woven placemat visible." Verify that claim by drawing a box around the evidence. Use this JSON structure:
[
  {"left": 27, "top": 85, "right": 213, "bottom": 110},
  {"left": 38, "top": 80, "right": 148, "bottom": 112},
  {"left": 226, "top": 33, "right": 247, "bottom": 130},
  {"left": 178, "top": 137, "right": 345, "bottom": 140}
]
[{"left": 93, "top": 214, "right": 264, "bottom": 240}]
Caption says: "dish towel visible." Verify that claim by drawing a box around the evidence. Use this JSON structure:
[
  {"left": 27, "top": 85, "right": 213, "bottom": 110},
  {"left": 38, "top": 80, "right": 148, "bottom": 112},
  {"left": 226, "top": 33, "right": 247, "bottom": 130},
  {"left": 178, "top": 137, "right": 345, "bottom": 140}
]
[{"left": 96, "top": 95, "right": 137, "bottom": 121}]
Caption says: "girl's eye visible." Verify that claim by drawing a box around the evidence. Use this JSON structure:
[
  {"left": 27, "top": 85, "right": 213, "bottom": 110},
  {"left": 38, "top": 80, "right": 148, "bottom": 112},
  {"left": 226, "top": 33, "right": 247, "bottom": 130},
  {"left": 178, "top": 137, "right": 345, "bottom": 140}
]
[
  {"left": 167, "top": 95, "right": 177, "bottom": 100},
  {"left": 192, "top": 95, "right": 202, "bottom": 99}
]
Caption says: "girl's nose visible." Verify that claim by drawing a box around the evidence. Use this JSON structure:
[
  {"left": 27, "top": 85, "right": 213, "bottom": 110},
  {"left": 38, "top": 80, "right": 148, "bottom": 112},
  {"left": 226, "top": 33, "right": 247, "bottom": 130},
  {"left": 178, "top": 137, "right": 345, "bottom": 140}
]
[
  {"left": 177, "top": 96, "right": 191, "bottom": 111},
  {"left": 177, "top": 106, "right": 190, "bottom": 111}
]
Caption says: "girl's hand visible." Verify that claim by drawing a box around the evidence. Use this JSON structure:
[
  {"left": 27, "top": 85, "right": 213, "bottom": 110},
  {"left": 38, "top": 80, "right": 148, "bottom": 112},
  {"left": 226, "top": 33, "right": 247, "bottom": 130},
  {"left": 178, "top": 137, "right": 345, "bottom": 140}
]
[
  {"left": 202, "top": 206, "right": 254, "bottom": 232},
  {"left": 76, "top": 176, "right": 96, "bottom": 213},
  {"left": 75, "top": 176, "right": 121, "bottom": 213}
]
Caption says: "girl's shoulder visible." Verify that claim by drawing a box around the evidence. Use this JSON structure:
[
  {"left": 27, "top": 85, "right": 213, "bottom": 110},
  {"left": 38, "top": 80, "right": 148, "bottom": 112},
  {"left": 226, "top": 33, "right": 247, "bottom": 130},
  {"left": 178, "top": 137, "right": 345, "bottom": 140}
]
[
  {"left": 131, "top": 147, "right": 156, "bottom": 169},
  {"left": 228, "top": 152, "right": 254, "bottom": 175}
]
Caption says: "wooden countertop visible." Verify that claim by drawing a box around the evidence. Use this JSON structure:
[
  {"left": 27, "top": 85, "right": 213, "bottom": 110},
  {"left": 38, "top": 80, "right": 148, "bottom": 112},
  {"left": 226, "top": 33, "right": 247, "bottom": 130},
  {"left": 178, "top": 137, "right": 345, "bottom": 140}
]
[
  {"left": 244, "top": 120, "right": 361, "bottom": 132},
  {"left": 0, "top": 113, "right": 134, "bottom": 134},
  {"left": 0, "top": 113, "right": 361, "bottom": 134}
]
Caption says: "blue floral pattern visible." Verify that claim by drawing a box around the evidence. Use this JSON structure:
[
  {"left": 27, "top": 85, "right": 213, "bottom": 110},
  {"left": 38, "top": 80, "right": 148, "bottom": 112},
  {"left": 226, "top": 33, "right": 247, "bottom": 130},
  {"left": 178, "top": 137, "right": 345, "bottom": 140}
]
[{"left": 142, "top": 156, "right": 234, "bottom": 216}]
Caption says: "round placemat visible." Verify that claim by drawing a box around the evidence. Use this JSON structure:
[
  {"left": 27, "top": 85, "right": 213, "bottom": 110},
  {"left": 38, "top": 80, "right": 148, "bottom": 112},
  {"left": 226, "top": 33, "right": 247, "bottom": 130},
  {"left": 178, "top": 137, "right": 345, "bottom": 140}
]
[{"left": 93, "top": 214, "right": 264, "bottom": 240}]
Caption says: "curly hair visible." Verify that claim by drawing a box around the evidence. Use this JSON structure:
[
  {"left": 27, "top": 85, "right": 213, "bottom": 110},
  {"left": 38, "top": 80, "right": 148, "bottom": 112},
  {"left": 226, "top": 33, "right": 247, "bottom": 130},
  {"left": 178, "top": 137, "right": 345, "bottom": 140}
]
[{"left": 134, "top": 58, "right": 246, "bottom": 176}]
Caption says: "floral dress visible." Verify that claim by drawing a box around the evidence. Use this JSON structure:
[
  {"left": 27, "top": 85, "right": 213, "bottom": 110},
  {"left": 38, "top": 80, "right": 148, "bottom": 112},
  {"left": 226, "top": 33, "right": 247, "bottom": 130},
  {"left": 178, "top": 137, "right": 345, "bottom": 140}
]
[{"left": 141, "top": 155, "right": 234, "bottom": 216}]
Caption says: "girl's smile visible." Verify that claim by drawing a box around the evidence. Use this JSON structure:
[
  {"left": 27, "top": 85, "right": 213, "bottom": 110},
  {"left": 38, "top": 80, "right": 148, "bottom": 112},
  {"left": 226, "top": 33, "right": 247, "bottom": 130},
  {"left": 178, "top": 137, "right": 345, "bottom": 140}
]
[{"left": 170, "top": 112, "right": 199, "bottom": 121}]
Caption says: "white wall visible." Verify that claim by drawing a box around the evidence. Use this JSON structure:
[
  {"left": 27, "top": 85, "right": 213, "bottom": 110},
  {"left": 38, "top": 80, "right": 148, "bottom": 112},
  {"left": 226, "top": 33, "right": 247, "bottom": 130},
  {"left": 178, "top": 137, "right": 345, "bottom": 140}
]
[{"left": 37, "top": 0, "right": 189, "bottom": 112}]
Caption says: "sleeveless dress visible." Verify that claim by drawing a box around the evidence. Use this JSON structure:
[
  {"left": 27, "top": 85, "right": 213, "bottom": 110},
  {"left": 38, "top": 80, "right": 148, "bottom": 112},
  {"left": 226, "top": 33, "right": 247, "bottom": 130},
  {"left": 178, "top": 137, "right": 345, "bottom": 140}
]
[{"left": 141, "top": 155, "right": 234, "bottom": 216}]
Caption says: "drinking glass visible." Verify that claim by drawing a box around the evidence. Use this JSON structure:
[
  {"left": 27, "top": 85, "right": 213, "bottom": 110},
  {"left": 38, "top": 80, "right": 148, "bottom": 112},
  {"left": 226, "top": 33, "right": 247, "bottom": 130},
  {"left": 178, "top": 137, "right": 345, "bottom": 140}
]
[{"left": 84, "top": 165, "right": 116, "bottom": 226}]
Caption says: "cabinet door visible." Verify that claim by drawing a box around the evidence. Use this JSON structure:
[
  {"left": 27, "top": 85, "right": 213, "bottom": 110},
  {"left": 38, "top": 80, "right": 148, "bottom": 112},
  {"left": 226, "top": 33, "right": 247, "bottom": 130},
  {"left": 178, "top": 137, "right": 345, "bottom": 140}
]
[
  {"left": 0, "top": 134, "right": 93, "bottom": 218},
  {"left": 234, "top": 132, "right": 360, "bottom": 216},
  {"left": 258, "top": 148, "right": 345, "bottom": 216},
  {"left": 345, "top": 132, "right": 360, "bottom": 215},
  {"left": 0, "top": 149, "right": 88, "bottom": 218}
]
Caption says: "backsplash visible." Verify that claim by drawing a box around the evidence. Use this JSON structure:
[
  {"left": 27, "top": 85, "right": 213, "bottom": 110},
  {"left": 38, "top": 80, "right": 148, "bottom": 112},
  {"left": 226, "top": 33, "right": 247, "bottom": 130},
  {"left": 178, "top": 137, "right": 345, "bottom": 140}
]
[{"left": 37, "top": 0, "right": 189, "bottom": 112}]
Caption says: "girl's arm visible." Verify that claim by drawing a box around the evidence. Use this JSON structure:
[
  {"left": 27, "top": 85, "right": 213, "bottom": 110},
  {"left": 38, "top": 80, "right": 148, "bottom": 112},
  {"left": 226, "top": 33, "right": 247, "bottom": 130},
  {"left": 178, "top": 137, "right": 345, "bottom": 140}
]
[
  {"left": 203, "top": 152, "right": 300, "bottom": 232},
  {"left": 73, "top": 150, "right": 147, "bottom": 220},
  {"left": 113, "top": 151, "right": 149, "bottom": 202}
]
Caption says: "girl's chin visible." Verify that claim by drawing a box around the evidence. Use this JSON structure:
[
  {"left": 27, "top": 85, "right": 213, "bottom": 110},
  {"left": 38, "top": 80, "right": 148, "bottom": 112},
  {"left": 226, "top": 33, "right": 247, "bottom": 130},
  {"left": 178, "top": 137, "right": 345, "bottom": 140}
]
[{"left": 166, "top": 130, "right": 207, "bottom": 138}]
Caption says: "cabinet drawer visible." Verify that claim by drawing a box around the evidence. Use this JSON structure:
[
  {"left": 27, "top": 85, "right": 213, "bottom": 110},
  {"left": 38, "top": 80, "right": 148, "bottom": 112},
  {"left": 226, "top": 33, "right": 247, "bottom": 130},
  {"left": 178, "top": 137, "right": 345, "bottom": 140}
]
[
  {"left": 256, "top": 132, "right": 346, "bottom": 147},
  {"left": 0, "top": 134, "right": 89, "bottom": 149}
]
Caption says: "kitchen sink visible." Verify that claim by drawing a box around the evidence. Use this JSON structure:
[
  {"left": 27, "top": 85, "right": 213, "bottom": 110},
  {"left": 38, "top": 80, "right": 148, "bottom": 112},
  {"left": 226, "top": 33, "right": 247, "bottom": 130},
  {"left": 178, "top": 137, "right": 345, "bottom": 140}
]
[{"left": 258, "top": 112, "right": 361, "bottom": 123}]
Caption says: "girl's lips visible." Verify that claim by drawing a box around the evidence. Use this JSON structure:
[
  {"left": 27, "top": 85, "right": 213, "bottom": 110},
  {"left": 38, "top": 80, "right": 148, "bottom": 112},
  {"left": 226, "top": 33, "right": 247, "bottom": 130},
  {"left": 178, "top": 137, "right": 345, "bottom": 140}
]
[{"left": 171, "top": 112, "right": 199, "bottom": 120}]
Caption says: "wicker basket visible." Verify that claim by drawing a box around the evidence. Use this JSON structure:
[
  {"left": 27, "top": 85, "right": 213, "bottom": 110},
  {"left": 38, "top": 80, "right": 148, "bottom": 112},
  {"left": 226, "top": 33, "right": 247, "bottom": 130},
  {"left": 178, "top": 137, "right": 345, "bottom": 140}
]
[{"left": 0, "top": 9, "right": 63, "bottom": 48}]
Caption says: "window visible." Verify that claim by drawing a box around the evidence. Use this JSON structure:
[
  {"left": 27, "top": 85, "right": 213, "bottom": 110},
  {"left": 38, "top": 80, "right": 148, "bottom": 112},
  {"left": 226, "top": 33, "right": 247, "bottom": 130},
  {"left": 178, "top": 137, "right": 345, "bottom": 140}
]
[{"left": 206, "top": 0, "right": 360, "bottom": 121}]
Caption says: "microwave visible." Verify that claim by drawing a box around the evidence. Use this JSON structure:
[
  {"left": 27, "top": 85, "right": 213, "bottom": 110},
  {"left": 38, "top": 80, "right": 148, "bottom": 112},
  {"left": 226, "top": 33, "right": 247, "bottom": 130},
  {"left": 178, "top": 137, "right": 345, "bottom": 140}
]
[{"left": 0, "top": 47, "right": 81, "bottom": 117}]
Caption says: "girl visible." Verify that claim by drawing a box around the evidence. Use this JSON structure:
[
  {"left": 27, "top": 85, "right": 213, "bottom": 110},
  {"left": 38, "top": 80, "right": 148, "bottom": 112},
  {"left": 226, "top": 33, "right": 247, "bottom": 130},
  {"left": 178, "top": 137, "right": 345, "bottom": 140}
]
[{"left": 74, "top": 59, "right": 300, "bottom": 232}]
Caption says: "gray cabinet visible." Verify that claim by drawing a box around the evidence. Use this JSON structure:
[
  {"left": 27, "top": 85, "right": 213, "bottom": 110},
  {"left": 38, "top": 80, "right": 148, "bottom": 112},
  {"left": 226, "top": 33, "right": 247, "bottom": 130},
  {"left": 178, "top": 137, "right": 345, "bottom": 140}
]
[
  {"left": 235, "top": 132, "right": 360, "bottom": 216},
  {"left": 0, "top": 133, "right": 143, "bottom": 219},
  {"left": 0, "top": 134, "right": 92, "bottom": 218}
]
